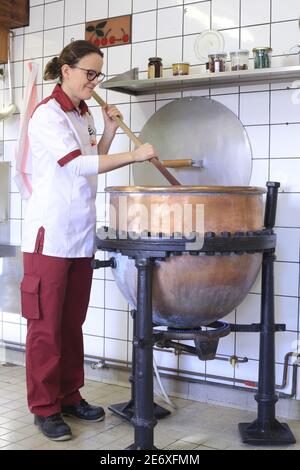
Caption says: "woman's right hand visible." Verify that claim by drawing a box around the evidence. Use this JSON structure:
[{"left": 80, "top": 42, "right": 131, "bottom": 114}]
[{"left": 133, "top": 143, "right": 158, "bottom": 162}]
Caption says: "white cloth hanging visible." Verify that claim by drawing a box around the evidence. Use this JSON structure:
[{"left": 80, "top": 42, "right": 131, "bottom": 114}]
[{"left": 14, "top": 62, "right": 39, "bottom": 200}]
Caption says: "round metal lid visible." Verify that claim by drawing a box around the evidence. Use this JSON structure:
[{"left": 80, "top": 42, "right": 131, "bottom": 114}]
[{"left": 133, "top": 96, "right": 252, "bottom": 187}]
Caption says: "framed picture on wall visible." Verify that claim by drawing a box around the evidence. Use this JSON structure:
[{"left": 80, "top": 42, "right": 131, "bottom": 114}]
[{"left": 85, "top": 14, "right": 132, "bottom": 48}]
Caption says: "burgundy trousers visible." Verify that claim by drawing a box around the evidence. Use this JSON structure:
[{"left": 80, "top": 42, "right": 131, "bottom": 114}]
[{"left": 21, "top": 251, "right": 93, "bottom": 417}]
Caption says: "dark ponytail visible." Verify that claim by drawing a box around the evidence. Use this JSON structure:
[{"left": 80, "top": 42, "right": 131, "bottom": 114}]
[{"left": 43, "top": 40, "right": 104, "bottom": 82}]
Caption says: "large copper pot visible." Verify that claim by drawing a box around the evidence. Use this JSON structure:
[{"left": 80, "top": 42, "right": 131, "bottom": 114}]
[{"left": 106, "top": 186, "right": 265, "bottom": 328}]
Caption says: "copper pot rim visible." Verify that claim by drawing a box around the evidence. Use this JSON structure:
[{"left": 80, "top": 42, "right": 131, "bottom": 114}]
[{"left": 105, "top": 185, "right": 266, "bottom": 195}]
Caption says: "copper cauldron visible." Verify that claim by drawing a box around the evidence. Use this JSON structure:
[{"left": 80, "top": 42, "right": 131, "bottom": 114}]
[{"left": 106, "top": 185, "right": 265, "bottom": 328}]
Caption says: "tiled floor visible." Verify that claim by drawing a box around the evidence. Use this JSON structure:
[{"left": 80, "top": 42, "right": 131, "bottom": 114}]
[{"left": 0, "top": 363, "right": 300, "bottom": 450}]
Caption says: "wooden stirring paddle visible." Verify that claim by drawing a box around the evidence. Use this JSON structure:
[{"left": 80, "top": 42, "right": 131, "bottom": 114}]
[{"left": 91, "top": 91, "right": 180, "bottom": 186}]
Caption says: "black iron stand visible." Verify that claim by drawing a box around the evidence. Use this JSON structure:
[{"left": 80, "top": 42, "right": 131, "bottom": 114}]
[
  {"left": 238, "top": 182, "right": 296, "bottom": 445},
  {"left": 108, "top": 308, "right": 170, "bottom": 422},
  {"left": 126, "top": 257, "right": 157, "bottom": 450}
]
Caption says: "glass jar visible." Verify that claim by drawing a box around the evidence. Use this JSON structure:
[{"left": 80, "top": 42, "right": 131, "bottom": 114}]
[
  {"left": 230, "top": 50, "right": 249, "bottom": 71},
  {"left": 148, "top": 57, "right": 163, "bottom": 79},
  {"left": 208, "top": 52, "right": 227, "bottom": 73},
  {"left": 252, "top": 47, "right": 272, "bottom": 69},
  {"left": 172, "top": 63, "right": 190, "bottom": 76}
]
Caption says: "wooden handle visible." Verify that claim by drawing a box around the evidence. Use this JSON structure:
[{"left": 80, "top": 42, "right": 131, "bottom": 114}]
[
  {"left": 92, "top": 90, "right": 180, "bottom": 186},
  {"left": 163, "top": 159, "right": 193, "bottom": 168}
]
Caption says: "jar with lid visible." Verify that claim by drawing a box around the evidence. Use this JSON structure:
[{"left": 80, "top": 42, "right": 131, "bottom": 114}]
[
  {"left": 230, "top": 50, "right": 249, "bottom": 71},
  {"left": 172, "top": 63, "right": 190, "bottom": 76},
  {"left": 208, "top": 52, "right": 227, "bottom": 73},
  {"left": 252, "top": 47, "right": 272, "bottom": 69},
  {"left": 148, "top": 57, "right": 163, "bottom": 79}
]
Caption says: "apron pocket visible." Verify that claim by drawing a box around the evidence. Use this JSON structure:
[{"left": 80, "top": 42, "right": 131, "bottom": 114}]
[{"left": 20, "top": 274, "right": 41, "bottom": 319}]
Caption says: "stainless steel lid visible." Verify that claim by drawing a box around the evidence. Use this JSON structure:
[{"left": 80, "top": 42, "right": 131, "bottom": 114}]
[{"left": 132, "top": 96, "right": 253, "bottom": 187}]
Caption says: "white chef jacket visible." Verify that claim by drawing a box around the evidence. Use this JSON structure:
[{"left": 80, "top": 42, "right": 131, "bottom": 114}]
[{"left": 21, "top": 84, "right": 99, "bottom": 258}]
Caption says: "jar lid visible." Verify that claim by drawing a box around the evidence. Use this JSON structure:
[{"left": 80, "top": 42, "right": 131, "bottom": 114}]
[
  {"left": 172, "top": 62, "right": 190, "bottom": 66},
  {"left": 229, "top": 49, "right": 249, "bottom": 55},
  {"left": 208, "top": 51, "right": 227, "bottom": 57},
  {"left": 148, "top": 57, "right": 162, "bottom": 61},
  {"left": 252, "top": 47, "right": 272, "bottom": 52}
]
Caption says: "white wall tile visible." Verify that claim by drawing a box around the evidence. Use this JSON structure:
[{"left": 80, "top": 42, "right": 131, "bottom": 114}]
[
  {"left": 220, "top": 28, "right": 239, "bottom": 55},
  {"left": 105, "top": 280, "right": 128, "bottom": 310},
  {"left": 11, "top": 35, "right": 24, "bottom": 63},
  {"left": 245, "top": 125, "right": 269, "bottom": 159},
  {"left": 275, "top": 295, "right": 299, "bottom": 331},
  {"left": 212, "top": 93, "right": 239, "bottom": 116},
  {"left": 241, "top": 0, "right": 270, "bottom": 26},
  {"left": 64, "top": 23, "right": 85, "bottom": 46},
  {"left": 183, "top": 33, "right": 201, "bottom": 65},
  {"left": 271, "top": 89, "right": 300, "bottom": 124},
  {"left": 206, "top": 357, "right": 235, "bottom": 382},
  {"left": 83, "top": 307, "right": 104, "bottom": 337},
  {"left": 236, "top": 293, "right": 261, "bottom": 324},
  {"left": 83, "top": 335, "right": 104, "bottom": 357},
  {"left": 275, "top": 262, "right": 299, "bottom": 297},
  {"left": 105, "top": 338, "right": 128, "bottom": 361},
  {"left": 212, "top": 0, "right": 239, "bottom": 29},
  {"left": 64, "top": 0, "right": 85, "bottom": 26},
  {"left": 234, "top": 359, "right": 258, "bottom": 383},
  {"left": 132, "top": 11, "right": 157, "bottom": 42},
  {"left": 43, "top": 28, "right": 64, "bottom": 57},
  {"left": 86, "top": 0, "right": 108, "bottom": 22},
  {"left": 270, "top": 158, "right": 300, "bottom": 192},
  {"left": 24, "top": 32, "right": 43, "bottom": 60},
  {"left": 241, "top": 25, "right": 271, "bottom": 58},
  {"left": 158, "top": 0, "right": 182, "bottom": 7},
  {"left": 131, "top": 101, "right": 155, "bottom": 132},
  {"left": 9, "top": 193, "right": 22, "bottom": 219},
  {"left": 25, "top": 5, "right": 44, "bottom": 34},
  {"left": 107, "top": 44, "right": 131, "bottom": 76},
  {"left": 44, "top": 1, "right": 64, "bottom": 30},
  {"left": 271, "top": 21, "right": 300, "bottom": 56},
  {"left": 2, "top": 322, "right": 21, "bottom": 343},
  {"left": 157, "top": 37, "right": 183, "bottom": 68},
  {"left": 105, "top": 309, "right": 128, "bottom": 340},
  {"left": 276, "top": 193, "right": 300, "bottom": 228},
  {"left": 132, "top": 41, "right": 156, "bottom": 71},
  {"left": 184, "top": 2, "right": 210, "bottom": 35},
  {"left": 275, "top": 331, "right": 297, "bottom": 364},
  {"left": 109, "top": 0, "right": 132, "bottom": 17},
  {"left": 90, "top": 279, "right": 105, "bottom": 308},
  {"left": 270, "top": 124, "right": 300, "bottom": 158},
  {"left": 106, "top": 165, "right": 130, "bottom": 186},
  {"left": 240, "top": 92, "right": 270, "bottom": 125},
  {"left": 272, "top": 0, "right": 300, "bottom": 22},
  {"left": 12, "top": 62, "right": 23, "bottom": 88},
  {"left": 9, "top": 220, "right": 21, "bottom": 245},
  {"left": 133, "top": 0, "right": 157, "bottom": 13},
  {"left": 276, "top": 228, "right": 300, "bottom": 263},
  {"left": 154, "top": 348, "right": 179, "bottom": 370},
  {"left": 157, "top": 6, "right": 183, "bottom": 39},
  {"left": 250, "top": 159, "right": 269, "bottom": 187},
  {"left": 236, "top": 332, "right": 260, "bottom": 360},
  {"left": 4, "top": 115, "right": 19, "bottom": 141}
]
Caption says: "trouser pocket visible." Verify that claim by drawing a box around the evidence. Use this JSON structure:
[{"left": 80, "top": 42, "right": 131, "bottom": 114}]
[{"left": 20, "top": 274, "right": 41, "bottom": 319}]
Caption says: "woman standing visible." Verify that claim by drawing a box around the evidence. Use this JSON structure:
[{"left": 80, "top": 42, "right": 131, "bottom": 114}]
[{"left": 20, "top": 40, "right": 157, "bottom": 441}]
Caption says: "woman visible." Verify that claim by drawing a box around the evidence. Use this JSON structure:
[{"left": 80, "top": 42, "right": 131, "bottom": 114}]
[{"left": 20, "top": 40, "right": 157, "bottom": 441}]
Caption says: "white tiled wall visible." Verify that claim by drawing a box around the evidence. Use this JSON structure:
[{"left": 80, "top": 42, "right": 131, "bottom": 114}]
[{"left": 1, "top": 0, "right": 300, "bottom": 399}]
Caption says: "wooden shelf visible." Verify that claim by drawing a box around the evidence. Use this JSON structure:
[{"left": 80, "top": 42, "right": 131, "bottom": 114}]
[{"left": 101, "top": 65, "right": 300, "bottom": 96}]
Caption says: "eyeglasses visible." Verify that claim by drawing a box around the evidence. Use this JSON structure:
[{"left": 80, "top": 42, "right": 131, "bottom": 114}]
[{"left": 71, "top": 66, "right": 106, "bottom": 82}]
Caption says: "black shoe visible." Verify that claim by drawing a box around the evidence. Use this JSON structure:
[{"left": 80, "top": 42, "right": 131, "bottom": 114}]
[
  {"left": 34, "top": 413, "right": 72, "bottom": 441},
  {"left": 62, "top": 399, "right": 105, "bottom": 422}
]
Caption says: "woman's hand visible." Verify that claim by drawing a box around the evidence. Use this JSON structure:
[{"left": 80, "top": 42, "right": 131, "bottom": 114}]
[
  {"left": 102, "top": 105, "right": 123, "bottom": 134},
  {"left": 132, "top": 143, "right": 158, "bottom": 162}
]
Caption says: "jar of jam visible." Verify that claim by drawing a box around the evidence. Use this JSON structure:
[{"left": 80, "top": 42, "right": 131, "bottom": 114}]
[
  {"left": 148, "top": 57, "right": 163, "bottom": 79},
  {"left": 208, "top": 52, "right": 227, "bottom": 73},
  {"left": 252, "top": 47, "right": 272, "bottom": 69}
]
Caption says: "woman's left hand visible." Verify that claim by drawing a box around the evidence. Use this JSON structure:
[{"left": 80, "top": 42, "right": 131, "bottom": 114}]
[{"left": 102, "top": 105, "right": 123, "bottom": 134}]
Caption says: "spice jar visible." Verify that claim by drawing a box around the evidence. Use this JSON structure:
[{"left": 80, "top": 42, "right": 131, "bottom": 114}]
[
  {"left": 252, "top": 47, "right": 272, "bottom": 69},
  {"left": 172, "top": 63, "right": 190, "bottom": 76},
  {"left": 230, "top": 50, "right": 249, "bottom": 71},
  {"left": 208, "top": 52, "right": 227, "bottom": 73},
  {"left": 148, "top": 57, "right": 163, "bottom": 78}
]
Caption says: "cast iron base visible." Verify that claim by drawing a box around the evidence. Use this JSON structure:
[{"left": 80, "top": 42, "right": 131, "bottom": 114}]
[
  {"left": 239, "top": 420, "right": 296, "bottom": 446},
  {"left": 108, "top": 400, "right": 170, "bottom": 422},
  {"left": 126, "top": 444, "right": 158, "bottom": 450}
]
